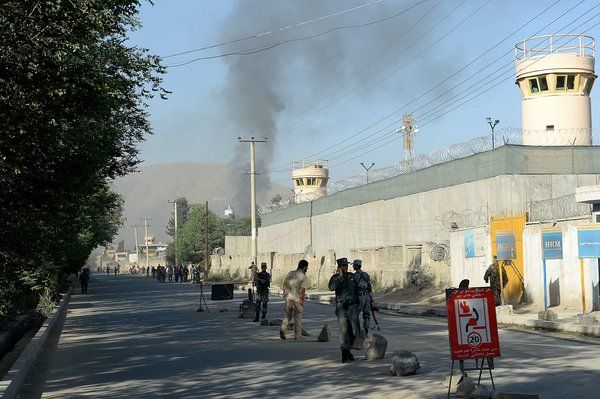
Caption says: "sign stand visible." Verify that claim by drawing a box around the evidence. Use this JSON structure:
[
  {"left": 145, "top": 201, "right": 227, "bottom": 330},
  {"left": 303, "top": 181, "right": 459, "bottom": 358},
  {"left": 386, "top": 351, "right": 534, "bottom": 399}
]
[
  {"left": 446, "top": 287, "right": 501, "bottom": 398},
  {"left": 447, "top": 358, "right": 495, "bottom": 398}
]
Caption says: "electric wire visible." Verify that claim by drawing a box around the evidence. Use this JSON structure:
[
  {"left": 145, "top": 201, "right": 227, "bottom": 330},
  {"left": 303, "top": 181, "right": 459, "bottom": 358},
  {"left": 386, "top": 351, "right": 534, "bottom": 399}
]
[
  {"left": 266, "top": 0, "right": 566, "bottom": 173},
  {"left": 165, "top": 0, "right": 432, "bottom": 67},
  {"left": 162, "top": 0, "right": 388, "bottom": 59}
]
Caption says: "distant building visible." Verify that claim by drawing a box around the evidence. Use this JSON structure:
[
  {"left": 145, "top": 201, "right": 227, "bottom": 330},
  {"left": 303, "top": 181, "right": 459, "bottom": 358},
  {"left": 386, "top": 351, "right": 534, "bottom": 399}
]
[{"left": 224, "top": 206, "right": 236, "bottom": 219}]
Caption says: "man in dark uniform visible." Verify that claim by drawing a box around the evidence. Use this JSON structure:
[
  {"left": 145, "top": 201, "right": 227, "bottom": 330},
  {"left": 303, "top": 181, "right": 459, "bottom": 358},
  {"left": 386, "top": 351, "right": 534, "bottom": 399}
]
[
  {"left": 329, "top": 257, "right": 359, "bottom": 363},
  {"left": 352, "top": 259, "right": 372, "bottom": 335},
  {"left": 253, "top": 262, "right": 271, "bottom": 322}
]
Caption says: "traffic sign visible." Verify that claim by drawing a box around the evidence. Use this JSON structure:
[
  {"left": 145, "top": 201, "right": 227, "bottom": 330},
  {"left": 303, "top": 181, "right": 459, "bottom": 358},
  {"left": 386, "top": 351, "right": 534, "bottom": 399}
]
[{"left": 446, "top": 287, "right": 501, "bottom": 360}]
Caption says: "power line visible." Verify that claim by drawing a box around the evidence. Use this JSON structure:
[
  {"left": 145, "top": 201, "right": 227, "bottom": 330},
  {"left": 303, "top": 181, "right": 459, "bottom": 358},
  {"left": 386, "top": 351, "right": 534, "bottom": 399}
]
[
  {"left": 165, "top": 0, "right": 432, "bottom": 67},
  {"left": 162, "top": 0, "right": 388, "bottom": 59},
  {"left": 271, "top": 0, "right": 582, "bottom": 171}
]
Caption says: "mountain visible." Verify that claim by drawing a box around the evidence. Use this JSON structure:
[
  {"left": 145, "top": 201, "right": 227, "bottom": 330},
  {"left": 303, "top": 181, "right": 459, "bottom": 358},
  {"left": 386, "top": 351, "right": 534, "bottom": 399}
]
[{"left": 111, "top": 163, "right": 289, "bottom": 248}]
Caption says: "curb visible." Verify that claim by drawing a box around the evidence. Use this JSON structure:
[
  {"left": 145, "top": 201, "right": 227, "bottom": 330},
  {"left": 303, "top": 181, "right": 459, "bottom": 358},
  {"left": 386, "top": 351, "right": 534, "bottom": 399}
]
[
  {"left": 0, "top": 285, "right": 72, "bottom": 399},
  {"left": 496, "top": 314, "right": 600, "bottom": 337}
]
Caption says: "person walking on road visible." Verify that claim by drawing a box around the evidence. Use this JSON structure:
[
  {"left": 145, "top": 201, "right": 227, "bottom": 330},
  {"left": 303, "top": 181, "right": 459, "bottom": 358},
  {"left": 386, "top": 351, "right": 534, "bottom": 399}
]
[
  {"left": 329, "top": 257, "right": 359, "bottom": 363},
  {"left": 167, "top": 265, "right": 174, "bottom": 282},
  {"left": 280, "top": 260, "right": 308, "bottom": 340},
  {"left": 484, "top": 255, "right": 509, "bottom": 306},
  {"left": 79, "top": 267, "right": 90, "bottom": 294},
  {"left": 253, "top": 262, "right": 271, "bottom": 322}
]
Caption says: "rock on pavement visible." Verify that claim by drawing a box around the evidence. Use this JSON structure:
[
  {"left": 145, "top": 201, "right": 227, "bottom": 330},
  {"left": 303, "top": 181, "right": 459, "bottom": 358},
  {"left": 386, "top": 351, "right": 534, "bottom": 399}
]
[
  {"left": 365, "top": 333, "right": 387, "bottom": 360},
  {"left": 317, "top": 324, "right": 331, "bottom": 342},
  {"left": 390, "top": 350, "right": 420, "bottom": 376}
]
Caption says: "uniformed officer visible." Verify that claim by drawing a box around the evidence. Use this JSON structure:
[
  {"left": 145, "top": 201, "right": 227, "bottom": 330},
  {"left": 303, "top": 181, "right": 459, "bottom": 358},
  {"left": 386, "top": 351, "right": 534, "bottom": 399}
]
[
  {"left": 253, "top": 262, "right": 271, "bottom": 322},
  {"left": 352, "top": 259, "right": 372, "bottom": 335},
  {"left": 329, "top": 257, "right": 359, "bottom": 363},
  {"left": 483, "top": 255, "right": 509, "bottom": 306}
]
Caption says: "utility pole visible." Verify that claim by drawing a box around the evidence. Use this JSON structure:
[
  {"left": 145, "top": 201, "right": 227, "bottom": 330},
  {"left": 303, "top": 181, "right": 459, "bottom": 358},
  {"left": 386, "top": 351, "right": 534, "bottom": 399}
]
[
  {"left": 142, "top": 217, "right": 151, "bottom": 270},
  {"left": 360, "top": 162, "right": 375, "bottom": 184},
  {"left": 397, "top": 114, "right": 419, "bottom": 172},
  {"left": 168, "top": 200, "right": 179, "bottom": 268},
  {"left": 238, "top": 136, "right": 267, "bottom": 266},
  {"left": 131, "top": 225, "right": 140, "bottom": 265},
  {"left": 205, "top": 201, "right": 209, "bottom": 273}
]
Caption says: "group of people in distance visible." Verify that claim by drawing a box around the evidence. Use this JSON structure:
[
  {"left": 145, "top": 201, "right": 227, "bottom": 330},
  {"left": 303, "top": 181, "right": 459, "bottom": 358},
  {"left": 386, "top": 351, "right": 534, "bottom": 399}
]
[{"left": 250, "top": 257, "right": 373, "bottom": 363}]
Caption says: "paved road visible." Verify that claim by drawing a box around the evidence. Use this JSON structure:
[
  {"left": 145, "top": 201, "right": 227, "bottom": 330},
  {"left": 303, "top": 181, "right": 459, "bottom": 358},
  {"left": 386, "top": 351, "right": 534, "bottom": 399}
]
[{"left": 18, "top": 274, "right": 600, "bottom": 398}]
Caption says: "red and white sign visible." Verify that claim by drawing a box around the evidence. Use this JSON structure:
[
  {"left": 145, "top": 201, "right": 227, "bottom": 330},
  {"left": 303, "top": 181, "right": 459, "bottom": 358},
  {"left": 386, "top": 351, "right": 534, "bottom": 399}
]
[{"left": 446, "top": 287, "right": 500, "bottom": 360}]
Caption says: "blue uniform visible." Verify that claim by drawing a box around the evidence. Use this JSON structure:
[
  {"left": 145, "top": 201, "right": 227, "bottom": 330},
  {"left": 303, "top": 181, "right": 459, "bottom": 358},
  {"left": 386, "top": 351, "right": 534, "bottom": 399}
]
[
  {"left": 354, "top": 269, "right": 372, "bottom": 333},
  {"left": 329, "top": 272, "right": 359, "bottom": 350}
]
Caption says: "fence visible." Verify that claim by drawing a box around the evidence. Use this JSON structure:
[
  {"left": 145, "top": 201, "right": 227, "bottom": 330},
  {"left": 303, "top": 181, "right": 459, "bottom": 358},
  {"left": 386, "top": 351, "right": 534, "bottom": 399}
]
[{"left": 261, "top": 128, "right": 599, "bottom": 214}]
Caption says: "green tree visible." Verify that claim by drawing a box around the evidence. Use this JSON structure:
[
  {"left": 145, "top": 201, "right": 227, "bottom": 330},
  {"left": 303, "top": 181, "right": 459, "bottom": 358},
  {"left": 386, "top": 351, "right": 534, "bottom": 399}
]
[
  {"left": 0, "top": 1, "right": 164, "bottom": 318},
  {"left": 166, "top": 197, "right": 190, "bottom": 237},
  {"left": 170, "top": 205, "right": 225, "bottom": 270}
]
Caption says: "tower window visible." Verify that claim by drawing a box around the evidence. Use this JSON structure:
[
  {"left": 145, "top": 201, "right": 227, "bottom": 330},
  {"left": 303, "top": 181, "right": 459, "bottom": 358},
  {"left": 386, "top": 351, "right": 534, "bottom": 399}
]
[
  {"left": 529, "top": 78, "right": 539, "bottom": 93},
  {"left": 546, "top": 125, "right": 554, "bottom": 131},
  {"left": 539, "top": 76, "right": 548, "bottom": 91},
  {"left": 556, "top": 75, "right": 566, "bottom": 90},
  {"left": 583, "top": 77, "right": 594, "bottom": 95},
  {"left": 567, "top": 75, "right": 575, "bottom": 90}
]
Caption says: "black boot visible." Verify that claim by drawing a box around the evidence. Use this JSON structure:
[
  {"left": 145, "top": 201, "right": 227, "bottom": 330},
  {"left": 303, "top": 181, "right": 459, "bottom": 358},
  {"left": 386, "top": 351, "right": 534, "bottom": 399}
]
[
  {"left": 253, "top": 312, "right": 259, "bottom": 322},
  {"left": 341, "top": 349, "right": 348, "bottom": 363},
  {"left": 261, "top": 312, "right": 267, "bottom": 320},
  {"left": 347, "top": 350, "right": 355, "bottom": 362}
]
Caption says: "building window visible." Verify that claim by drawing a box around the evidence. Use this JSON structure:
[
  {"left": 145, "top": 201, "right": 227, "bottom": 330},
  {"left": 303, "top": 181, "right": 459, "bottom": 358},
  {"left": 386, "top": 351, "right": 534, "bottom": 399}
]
[
  {"left": 567, "top": 75, "right": 576, "bottom": 90},
  {"left": 556, "top": 75, "right": 566, "bottom": 90},
  {"left": 539, "top": 76, "right": 548, "bottom": 91},
  {"left": 546, "top": 125, "right": 554, "bottom": 131},
  {"left": 529, "top": 78, "right": 539, "bottom": 93},
  {"left": 583, "top": 77, "right": 594, "bottom": 95}
]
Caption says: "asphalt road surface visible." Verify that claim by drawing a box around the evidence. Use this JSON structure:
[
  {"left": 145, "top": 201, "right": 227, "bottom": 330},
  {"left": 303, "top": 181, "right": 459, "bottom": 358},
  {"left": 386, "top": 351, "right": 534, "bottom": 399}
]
[{"left": 17, "top": 274, "right": 600, "bottom": 398}]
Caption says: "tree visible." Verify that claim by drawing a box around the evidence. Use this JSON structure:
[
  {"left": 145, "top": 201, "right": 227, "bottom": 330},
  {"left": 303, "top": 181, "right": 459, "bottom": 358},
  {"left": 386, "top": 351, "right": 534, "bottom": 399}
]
[
  {"left": 166, "top": 197, "right": 190, "bottom": 237},
  {"left": 0, "top": 1, "right": 165, "bottom": 318},
  {"left": 169, "top": 205, "right": 225, "bottom": 269}
]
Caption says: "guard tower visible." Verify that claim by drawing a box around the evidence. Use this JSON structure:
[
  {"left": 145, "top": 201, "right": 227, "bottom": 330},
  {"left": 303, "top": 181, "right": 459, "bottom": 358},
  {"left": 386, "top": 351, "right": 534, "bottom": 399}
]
[
  {"left": 515, "top": 34, "right": 595, "bottom": 145},
  {"left": 291, "top": 160, "right": 329, "bottom": 204}
]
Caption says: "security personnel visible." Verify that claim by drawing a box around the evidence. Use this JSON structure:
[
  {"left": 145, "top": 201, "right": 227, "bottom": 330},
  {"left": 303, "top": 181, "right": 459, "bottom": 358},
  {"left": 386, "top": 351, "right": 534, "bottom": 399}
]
[
  {"left": 329, "top": 257, "right": 359, "bottom": 363},
  {"left": 484, "top": 255, "right": 509, "bottom": 306},
  {"left": 253, "top": 262, "right": 271, "bottom": 322},
  {"left": 352, "top": 259, "right": 372, "bottom": 335}
]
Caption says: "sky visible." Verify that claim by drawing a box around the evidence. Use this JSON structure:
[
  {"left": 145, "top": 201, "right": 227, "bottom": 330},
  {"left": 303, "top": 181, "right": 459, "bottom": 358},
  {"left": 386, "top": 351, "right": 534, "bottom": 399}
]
[{"left": 128, "top": 0, "right": 600, "bottom": 192}]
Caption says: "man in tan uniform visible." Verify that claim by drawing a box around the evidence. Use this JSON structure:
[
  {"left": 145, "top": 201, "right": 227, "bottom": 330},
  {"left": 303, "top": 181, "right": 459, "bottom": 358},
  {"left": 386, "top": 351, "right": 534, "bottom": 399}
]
[{"left": 280, "top": 260, "right": 309, "bottom": 340}]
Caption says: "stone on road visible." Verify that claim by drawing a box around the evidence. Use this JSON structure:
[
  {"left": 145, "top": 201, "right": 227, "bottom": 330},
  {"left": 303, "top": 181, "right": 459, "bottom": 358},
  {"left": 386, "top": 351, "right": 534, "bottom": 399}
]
[
  {"left": 390, "top": 350, "right": 420, "bottom": 376},
  {"left": 17, "top": 275, "right": 600, "bottom": 398}
]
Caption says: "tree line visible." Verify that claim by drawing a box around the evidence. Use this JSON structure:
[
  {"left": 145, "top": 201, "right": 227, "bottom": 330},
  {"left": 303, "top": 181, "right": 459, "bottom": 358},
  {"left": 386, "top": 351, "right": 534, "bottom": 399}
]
[
  {"left": 164, "top": 197, "right": 259, "bottom": 269},
  {"left": 0, "top": 1, "right": 165, "bottom": 320}
]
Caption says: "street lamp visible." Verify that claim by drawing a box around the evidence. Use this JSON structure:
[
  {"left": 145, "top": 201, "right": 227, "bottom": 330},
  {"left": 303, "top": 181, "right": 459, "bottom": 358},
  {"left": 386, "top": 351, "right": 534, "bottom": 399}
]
[
  {"left": 486, "top": 117, "right": 500, "bottom": 150},
  {"left": 360, "top": 162, "right": 375, "bottom": 184}
]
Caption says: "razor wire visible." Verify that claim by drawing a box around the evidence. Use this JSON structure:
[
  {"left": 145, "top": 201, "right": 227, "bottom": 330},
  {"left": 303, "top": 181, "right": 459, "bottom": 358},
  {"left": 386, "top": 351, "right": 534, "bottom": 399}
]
[
  {"left": 528, "top": 193, "right": 591, "bottom": 222},
  {"left": 260, "top": 128, "right": 600, "bottom": 214}
]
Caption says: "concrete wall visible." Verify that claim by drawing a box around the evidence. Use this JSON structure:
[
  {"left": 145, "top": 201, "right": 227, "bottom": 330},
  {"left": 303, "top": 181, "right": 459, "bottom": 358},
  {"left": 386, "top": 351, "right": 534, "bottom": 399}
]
[
  {"left": 522, "top": 221, "right": 600, "bottom": 311},
  {"left": 449, "top": 226, "right": 492, "bottom": 289}
]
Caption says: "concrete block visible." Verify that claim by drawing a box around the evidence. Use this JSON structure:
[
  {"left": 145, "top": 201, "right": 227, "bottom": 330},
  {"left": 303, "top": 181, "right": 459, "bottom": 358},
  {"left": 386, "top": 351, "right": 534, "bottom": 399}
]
[{"left": 495, "top": 305, "right": 513, "bottom": 315}]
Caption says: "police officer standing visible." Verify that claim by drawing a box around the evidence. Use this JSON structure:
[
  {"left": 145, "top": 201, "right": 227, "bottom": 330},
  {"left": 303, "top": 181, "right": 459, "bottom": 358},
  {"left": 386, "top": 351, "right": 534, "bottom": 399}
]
[
  {"left": 329, "top": 257, "right": 359, "bottom": 363},
  {"left": 352, "top": 259, "right": 372, "bottom": 335},
  {"left": 253, "top": 262, "right": 271, "bottom": 322}
]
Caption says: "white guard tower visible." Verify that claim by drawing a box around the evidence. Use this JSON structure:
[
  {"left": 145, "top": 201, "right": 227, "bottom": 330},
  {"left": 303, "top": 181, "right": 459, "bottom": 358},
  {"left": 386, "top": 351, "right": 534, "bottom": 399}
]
[
  {"left": 292, "top": 160, "right": 329, "bottom": 204},
  {"left": 515, "top": 34, "right": 595, "bottom": 145}
]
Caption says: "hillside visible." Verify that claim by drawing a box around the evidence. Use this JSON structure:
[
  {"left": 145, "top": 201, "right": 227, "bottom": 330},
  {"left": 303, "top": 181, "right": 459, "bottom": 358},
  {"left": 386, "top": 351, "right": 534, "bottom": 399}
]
[{"left": 111, "top": 163, "right": 289, "bottom": 248}]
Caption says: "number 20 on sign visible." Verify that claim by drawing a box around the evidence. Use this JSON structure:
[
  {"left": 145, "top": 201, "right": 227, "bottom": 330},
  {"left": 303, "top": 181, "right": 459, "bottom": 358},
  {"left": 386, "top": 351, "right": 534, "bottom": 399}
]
[{"left": 446, "top": 287, "right": 501, "bottom": 360}]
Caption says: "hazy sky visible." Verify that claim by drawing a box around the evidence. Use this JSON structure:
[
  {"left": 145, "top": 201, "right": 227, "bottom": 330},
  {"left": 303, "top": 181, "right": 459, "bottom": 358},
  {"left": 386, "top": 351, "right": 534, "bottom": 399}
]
[{"left": 129, "top": 0, "right": 600, "bottom": 189}]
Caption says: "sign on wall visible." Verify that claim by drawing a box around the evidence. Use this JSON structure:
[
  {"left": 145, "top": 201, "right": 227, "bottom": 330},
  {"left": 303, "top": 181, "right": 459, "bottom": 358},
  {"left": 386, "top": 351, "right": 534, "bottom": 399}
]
[
  {"left": 542, "top": 231, "right": 563, "bottom": 259},
  {"left": 496, "top": 230, "right": 516, "bottom": 260},
  {"left": 464, "top": 228, "right": 486, "bottom": 258},
  {"left": 446, "top": 287, "right": 501, "bottom": 360},
  {"left": 578, "top": 228, "right": 600, "bottom": 258}
]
